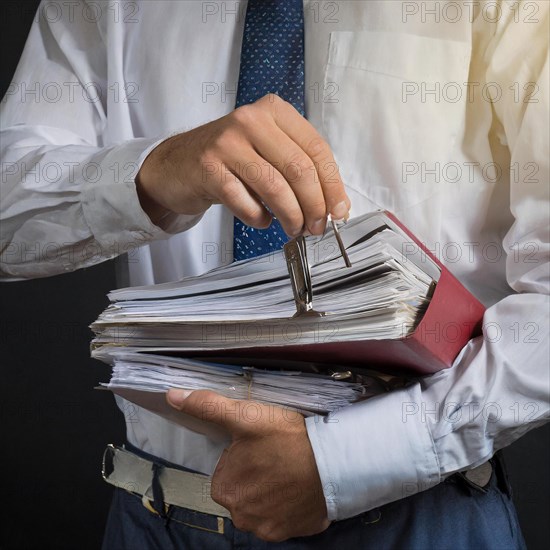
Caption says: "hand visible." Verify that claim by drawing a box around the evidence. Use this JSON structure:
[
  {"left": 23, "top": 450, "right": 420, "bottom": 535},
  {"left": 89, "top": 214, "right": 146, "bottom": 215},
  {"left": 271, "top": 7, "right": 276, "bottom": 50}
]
[
  {"left": 137, "top": 94, "right": 350, "bottom": 235},
  {"left": 166, "top": 389, "right": 331, "bottom": 542}
]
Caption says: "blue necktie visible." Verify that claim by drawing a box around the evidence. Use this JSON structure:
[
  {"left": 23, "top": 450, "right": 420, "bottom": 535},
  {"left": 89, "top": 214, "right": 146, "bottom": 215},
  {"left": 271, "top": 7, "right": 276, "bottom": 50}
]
[{"left": 233, "top": 0, "right": 305, "bottom": 261}]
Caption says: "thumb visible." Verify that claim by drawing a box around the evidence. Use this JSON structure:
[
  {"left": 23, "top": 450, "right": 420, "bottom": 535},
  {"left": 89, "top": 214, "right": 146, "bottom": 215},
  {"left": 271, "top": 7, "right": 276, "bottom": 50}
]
[
  {"left": 166, "top": 388, "right": 193, "bottom": 409},
  {"left": 166, "top": 389, "right": 244, "bottom": 432}
]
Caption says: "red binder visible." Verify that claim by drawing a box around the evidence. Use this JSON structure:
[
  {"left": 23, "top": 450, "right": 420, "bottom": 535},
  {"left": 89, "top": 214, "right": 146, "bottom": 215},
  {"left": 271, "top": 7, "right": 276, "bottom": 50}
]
[{"left": 189, "top": 212, "right": 486, "bottom": 375}]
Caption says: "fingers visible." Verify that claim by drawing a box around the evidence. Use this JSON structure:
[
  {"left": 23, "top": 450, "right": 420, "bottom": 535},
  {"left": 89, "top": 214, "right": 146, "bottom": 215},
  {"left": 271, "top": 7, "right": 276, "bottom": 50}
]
[
  {"left": 167, "top": 389, "right": 247, "bottom": 433},
  {"left": 202, "top": 161, "right": 273, "bottom": 229},
  {"left": 224, "top": 149, "right": 305, "bottom": 237},
  {"left": 248, "top": 126, "right": 328, "bottom": 235},
  {"left": 258, "top": 94, "right": 351, "bottom": 220},
  {"left": 227, "top": 95, "right": 349, "bottom": 234}
]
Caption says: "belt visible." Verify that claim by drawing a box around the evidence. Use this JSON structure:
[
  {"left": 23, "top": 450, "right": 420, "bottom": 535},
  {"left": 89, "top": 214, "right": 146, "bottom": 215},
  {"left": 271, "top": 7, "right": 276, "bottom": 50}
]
[
  {"left": 102, "top": 444, "right": 495, "bottom": 520},
  {"left": 102, "top": 444, "right": 231, "bottom": 519}
]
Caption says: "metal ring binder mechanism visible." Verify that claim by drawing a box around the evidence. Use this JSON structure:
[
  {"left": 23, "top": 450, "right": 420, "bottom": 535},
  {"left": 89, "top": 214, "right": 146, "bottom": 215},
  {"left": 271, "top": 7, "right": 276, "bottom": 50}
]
[{"left": 284, "top": 215, "right": 352, "bottom": 318}]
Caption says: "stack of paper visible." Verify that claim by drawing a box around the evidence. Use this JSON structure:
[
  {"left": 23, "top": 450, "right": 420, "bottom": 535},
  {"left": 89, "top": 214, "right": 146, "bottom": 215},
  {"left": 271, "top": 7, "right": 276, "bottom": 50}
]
[
  {"left": 91, "top": 211, "right": 487, "bottom": 424},
  {"left": 101, "top": 350, "right": 378, "bottom": 415},
  {"left": 91, "top": 212, "right": 440, "bottom": 353}
]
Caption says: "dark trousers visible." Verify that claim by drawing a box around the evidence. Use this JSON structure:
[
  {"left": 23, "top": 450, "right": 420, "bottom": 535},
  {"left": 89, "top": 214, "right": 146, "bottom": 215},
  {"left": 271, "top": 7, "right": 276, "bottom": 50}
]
[{"left": 102, "top": 446, "right": 526, "bottom": 550}]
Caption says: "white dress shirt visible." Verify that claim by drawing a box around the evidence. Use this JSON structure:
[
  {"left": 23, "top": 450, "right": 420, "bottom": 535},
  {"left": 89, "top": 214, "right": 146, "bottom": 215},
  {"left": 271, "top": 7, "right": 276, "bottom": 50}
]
[{"left": 1, "top": 1, "right": 549, "bottom": 521}]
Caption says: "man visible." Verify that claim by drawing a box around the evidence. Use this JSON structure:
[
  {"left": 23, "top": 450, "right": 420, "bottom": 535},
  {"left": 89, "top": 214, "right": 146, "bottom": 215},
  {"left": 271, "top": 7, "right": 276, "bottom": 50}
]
[{"left": 1, "top": 0, "right": 548, "bottom": 548}]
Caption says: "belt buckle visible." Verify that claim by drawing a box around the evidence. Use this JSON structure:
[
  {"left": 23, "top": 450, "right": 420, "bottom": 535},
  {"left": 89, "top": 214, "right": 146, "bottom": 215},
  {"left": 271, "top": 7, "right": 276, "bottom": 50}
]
[
  {"left": 103, "top": 444, "right": 170, "bottom": 515},
  {"left": 101, "top": 443, "right": 117, "bottom": 481}
]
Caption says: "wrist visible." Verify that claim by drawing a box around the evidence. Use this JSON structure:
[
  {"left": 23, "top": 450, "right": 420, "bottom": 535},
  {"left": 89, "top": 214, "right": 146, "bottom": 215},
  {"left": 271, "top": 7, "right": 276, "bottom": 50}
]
[{"left": 135, "top": 139, "right": 176, "bottom": 225}]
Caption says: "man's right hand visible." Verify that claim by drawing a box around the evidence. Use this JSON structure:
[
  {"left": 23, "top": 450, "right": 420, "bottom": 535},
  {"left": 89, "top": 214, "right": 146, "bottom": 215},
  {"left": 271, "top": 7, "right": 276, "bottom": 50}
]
[{"left": 136, "top": 94, "right": 350, "bottom": 235}]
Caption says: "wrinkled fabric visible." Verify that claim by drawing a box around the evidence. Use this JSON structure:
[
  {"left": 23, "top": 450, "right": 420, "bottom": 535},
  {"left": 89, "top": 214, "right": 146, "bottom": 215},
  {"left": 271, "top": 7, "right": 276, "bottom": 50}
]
[{"left": 1, "top": 1, "right": 548, "bottom": 522}]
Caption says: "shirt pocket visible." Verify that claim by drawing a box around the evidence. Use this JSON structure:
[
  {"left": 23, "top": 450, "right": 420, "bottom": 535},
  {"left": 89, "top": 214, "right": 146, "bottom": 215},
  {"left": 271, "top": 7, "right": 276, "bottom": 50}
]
[{"left": 321, "top": 31, "right": 471, "bottom": 215}]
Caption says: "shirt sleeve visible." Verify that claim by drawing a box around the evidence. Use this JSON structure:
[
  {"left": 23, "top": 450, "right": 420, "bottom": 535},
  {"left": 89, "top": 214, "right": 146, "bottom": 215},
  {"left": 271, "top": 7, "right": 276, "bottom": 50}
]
[
  {"left": 306, "top": 1, "right": 550, "bottom": 521},
  {"left": 0, "top": 2, "right": 201, "bottom": 281}
]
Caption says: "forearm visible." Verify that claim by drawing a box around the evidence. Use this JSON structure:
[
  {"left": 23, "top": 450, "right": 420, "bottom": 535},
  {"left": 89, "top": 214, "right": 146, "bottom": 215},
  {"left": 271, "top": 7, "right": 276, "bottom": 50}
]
[{"left": 306, "top": 292, "right": 550, "bottom": 520}]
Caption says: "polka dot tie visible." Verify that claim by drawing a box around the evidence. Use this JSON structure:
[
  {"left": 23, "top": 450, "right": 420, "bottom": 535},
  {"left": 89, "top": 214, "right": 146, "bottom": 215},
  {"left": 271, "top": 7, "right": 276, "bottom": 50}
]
[{"left": 233, "top": 0, "right": 305, "bottom": 261}]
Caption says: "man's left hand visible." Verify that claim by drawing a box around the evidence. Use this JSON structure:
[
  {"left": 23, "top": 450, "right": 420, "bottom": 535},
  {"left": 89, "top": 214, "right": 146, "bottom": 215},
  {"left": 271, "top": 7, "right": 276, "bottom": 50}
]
[{"left": 167, "top": 389, "right": 331, "bottom": 542}]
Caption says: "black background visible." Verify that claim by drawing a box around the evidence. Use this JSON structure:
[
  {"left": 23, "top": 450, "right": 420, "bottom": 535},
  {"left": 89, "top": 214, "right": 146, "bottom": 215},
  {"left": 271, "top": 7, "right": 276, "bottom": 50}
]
[{"left": 1, "top": 1, "right": 548, "bottom": 548}]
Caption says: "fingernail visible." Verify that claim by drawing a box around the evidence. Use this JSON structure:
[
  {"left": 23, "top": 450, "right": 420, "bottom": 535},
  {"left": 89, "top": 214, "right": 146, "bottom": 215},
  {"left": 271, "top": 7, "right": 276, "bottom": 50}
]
[
  {"left": 310, "top": 218, "right": 326, "bottom": 235},
  {"left": 332, "top": 201, "right": 349, "bottom": 220},
  {"left": 332, "top": 213, "right": 350, "bottom": 224},
  {"left": 167, "top": 388, "right": 192, "bottom": 409}
]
